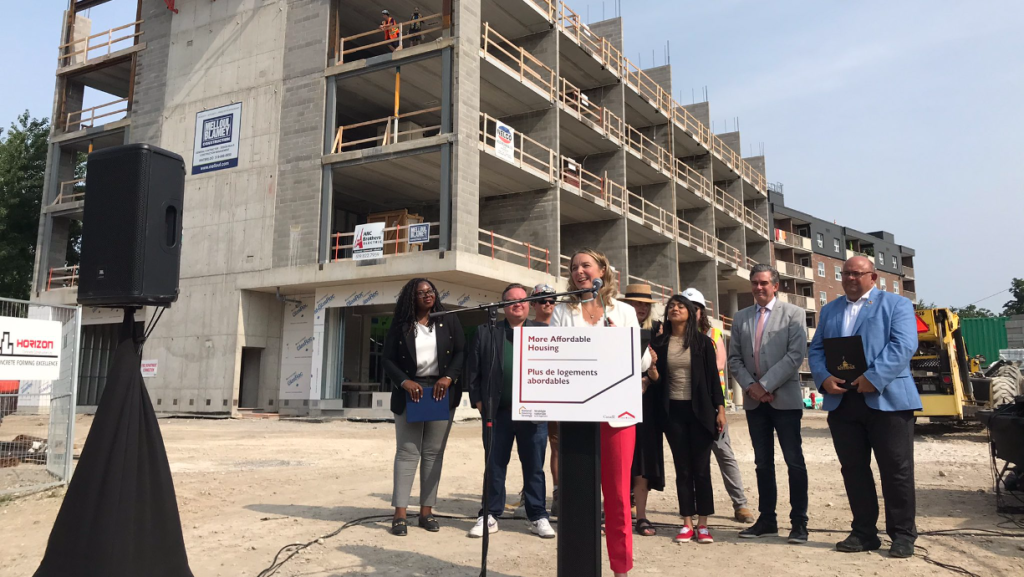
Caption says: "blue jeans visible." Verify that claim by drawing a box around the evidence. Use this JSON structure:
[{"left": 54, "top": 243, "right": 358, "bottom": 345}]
[
  {"left": 745, "top": 403, "right": 808, "bottom": 524},
  {"left": 480, "top": 409, "right": 549, "bottom": 521}
]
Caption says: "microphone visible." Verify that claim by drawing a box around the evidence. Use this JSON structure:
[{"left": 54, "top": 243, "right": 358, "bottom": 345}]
[{"left": 590, "top": 277, "right": 603, "bottom": 295}]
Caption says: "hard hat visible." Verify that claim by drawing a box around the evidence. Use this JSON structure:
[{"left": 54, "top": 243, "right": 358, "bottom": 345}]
[{"left": 679, "top": 287, "right": 706, "bottom": 307}]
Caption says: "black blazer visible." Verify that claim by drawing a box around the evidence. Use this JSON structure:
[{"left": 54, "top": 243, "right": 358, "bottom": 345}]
[
  {"left": 651, "top": 333, "right": 724, "bottom": 434},
  {"left": 382, "top": 313, "right": 465, "bottom": 415},
  {"left": 466, "top": 319, "right": 547, "bottom": 411}
]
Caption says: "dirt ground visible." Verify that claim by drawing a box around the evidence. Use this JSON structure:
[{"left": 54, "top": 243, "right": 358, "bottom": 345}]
[{"left": 1, "top": 411, "right": 1022, "bottom": 577}]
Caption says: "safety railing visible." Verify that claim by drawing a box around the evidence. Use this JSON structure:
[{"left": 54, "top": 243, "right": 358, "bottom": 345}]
[
  {"left": 47, "top": 266, "right": 80, "bottom": 290},
  {"left": 559, "top": 76, "right": 603, "bottom": 125},
  {"left": 336, "top": 13, "right": 442, "bottom": 63},
  {"left": 746, "top": 208, "right": 769, "bottom": 238},
  {"left": 481, "top": 22, "right": 556, "bottom": 100},
  {"left": 721, "top": 315, "right": 733, "bottom": 331},
  {"left": 480, "top": 113, "right": 558, "bottom": 182},
  {"left": 774, "top": 229, "right": 812, "bottom": 251},
  {"left": 625, "top": 124, "right": 672, "bottom": 175},
  {"left": 52, "top": 178, "right": 86, "bottom": 206},
  {"left": 851, "top": 250, "right": 873, "bottom": 260},
  {"left": 675, "top": 217, "right": 715, "bottom": 256},
  {"left": 741, "top": 161, "right": 767, "bottom": 193},
  {"left": 479, "top": 229, "right": 550, "bottom": 274},
  {"left": 524, "top": 0, "right": 558, "bottom": 20},
  {"left": 330, "top": 222, "right": 439, "bottom": 262},
  {"left": 903, "top": 266, "right": 915, "bottom": 279},
  {"left": 777, "top": 260, "right": 813, "bottom": 281},
  {"left": 903, "top": 291, "right": 917, "bottom": 303},
  {"left": 778, "top": 292, "right": 815, "bottom": 311},
  {"left": 626, "top": 275, "right": 674, "bottom": 302},
  {"left": 58, "top": 20, "right": 144, "bottom": 68},
  {"left": 714, "top": 239, "right": 745, "bottom": 269},
  {"left": 714, "top": 186, "right": 744, "bottom": 219},
  {"left": 746, "top": 257, "right": 758, "bottom": 270},
  {"left": 65, "top": 98, "right": 129, "bottom": 131},
  {"left": 711, "top": 134, "right": 743, "bottom": 174},
  {"left": 622, "top": 57, "right": 671, "bottom": 116},
  {"left": 673, "top": 158, "right": 712, "bottom": 201},
  {"left": 627, "top": 191, "right": 676, "bottom": 237},
  {"left": 330, "top": 107, "right": 441, "bottom": 153},
  {"left": 672, "top": 105, "right": 713, "bottom": 149},
  {"left": 557, "top": 2, "right": 624, "bottom": 76},
  {"left": 560, "top": 157, "right": 626, "bottom": 212}
]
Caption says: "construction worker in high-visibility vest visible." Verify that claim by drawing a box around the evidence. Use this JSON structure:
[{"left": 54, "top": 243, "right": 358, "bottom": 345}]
[
  {"left": 681, "top": 287, "right": 755, "bottom": 524},
  {"left": 380, "top": 9, "right": 401, "bottom": 52}
]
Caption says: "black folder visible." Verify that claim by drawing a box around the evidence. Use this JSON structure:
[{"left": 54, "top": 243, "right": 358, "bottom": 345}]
[
  {"left": 406, "top": 386, "right": 450, "bottom": 423},
  {"left": 824, "top": 335, "right": 868, "bottom": 390}
]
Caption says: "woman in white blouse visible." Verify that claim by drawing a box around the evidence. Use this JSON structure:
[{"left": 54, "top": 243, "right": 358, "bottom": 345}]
[{"left": 550, "top": 248, "right": 651, "bottom": 577}]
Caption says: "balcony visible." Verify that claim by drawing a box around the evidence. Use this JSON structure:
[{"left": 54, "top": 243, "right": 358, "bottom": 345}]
[
  {"left": 778, "top": 292, "right": 817, "bottom": 311},
  {"left": 713, "top": 186, "right": 744, "bottom": 226},
  {"left": 676, "top": 217, "right": 715, "bottom": 261},
  {"left": 558, "top": 77, "right": 624, "bottom": 154},
  {"left": 480, "top": 22, "right": 556, "bottom": 113},
  {"left": 556, "top": 2, "right": 622, "bottom": 87},
  {"left": 673, "top": 158, "right": 712, "bottom": 204},
  {"left": 480, "top": 229, "right": 552, "bottom": 274},
  {"left": 46, "top": 266, "right": 80, "bottom": 291},
  {"left": 625, "top": 124, "right": 673, "bottom": 185},
  {"left": 52, "top": 178, "right": 86, "bottom": 206},
  {"left": 559, "top": 157, "right": 626, "bottom": 222},
  {"left": 335, "top": 12, "right": 443, "bottom": 64},
  {"left": 479, "top": 113, "right": 557, "bottom": 194},
  {"left": 715, "top": 238, "right": 745, "bottom": 270},
  {"left": 330, "top": 222, "right": 441, "bottom": 262},
  {"left": 777, "top": 260, "right": 813, "bottom": 282},
  {"left": 746, "top": 208, "right": 770, "bottom": 239},
  {"left": 621, "top": 57, "right": 671, "bottom": 124},
  {"left": 64, "top": 97, "right": 130, "bottom": 132},
  {"left": 851, "top": 250, "right": 872, "bottom": 260},
  {"left": 330, "top": 107, "right": 441, "bottom": 154},
  {"left": 626, "top": 191, "right": 676, "bottom": 244},
  {"left": 807, "top": 326, "right": 816, "bottom": 341},
  {"left": 903, "top": 266, "right": 915, "bottom": 279},
  {"left": 904, "top": 291, "right": 917, "bottom": 303},
  {"left": 58, "top": 20, "right": 144, "bottom": 71},
  {"left": 774, "top": 229, "right": 813, "bottom": 252}
]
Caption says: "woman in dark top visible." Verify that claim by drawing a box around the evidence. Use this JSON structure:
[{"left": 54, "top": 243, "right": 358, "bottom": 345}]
[
  {"left": 648, "top": 294, "right": 726, "bottom": 544},
  {"left": 382, "top": 278, "right": 465, "bottom": 536}
]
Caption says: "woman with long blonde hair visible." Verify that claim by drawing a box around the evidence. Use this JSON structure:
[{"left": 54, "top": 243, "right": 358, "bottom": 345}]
[{"left": 551, "top": 248, "right": 653, "bottom": 577}]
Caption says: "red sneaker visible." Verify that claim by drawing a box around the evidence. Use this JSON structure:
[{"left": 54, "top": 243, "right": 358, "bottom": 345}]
[
  {"left": 697, "top": 525, "right": 714, "bottom": 544},
  {"left": 674, "top": 526, "right": 694, "bottom": 543}
]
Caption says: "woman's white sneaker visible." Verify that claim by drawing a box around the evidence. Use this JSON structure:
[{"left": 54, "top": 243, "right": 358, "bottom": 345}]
[
  {"left": 530, "top": 518, "right": 556, "bottom": 539},
  {"left": 468, "top": 515, "right": 499, "bottom": 538}
]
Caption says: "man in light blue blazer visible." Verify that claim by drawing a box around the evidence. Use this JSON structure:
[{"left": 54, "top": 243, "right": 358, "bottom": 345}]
[{"left": 809, "top": 256, "right": 921, "bottom": 559}]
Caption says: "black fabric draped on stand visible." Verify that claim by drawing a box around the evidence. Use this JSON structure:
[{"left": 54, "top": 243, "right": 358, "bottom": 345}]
[{"left": 35, "top": 310, "right": 193, "bottom": 577}]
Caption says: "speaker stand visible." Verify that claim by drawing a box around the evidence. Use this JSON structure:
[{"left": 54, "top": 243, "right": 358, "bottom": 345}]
[{"left": 557, "top": 421, "right": 601, "bottom": 577}]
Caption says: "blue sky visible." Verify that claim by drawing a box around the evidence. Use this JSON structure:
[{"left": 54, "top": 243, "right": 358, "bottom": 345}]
[{"left": 3, "top": 1, "right": 1021, "bottom": 310}]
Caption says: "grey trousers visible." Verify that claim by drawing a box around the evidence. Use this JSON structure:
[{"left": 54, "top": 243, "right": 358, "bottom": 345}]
[
  {"left": 392, "top": 408, "right": 456, "bottom": 508},
  {"left": 712, "top": 423, "right": 748, "bottom": 509}
]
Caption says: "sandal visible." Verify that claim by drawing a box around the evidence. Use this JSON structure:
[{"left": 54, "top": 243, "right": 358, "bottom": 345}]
[
  {"left": 636, "top": 518, "right": 657, "bottom": 537},
  {"left": 418, "top": 515, "right": 440, "bottom": 532},
  {"left": 391, "top": 517, "right": 408, "bottom": 536}
]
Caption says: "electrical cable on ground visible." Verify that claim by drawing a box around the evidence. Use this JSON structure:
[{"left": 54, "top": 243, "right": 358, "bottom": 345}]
[{"left": 256, "top": 512, "right": 1023, "bottom": 577}]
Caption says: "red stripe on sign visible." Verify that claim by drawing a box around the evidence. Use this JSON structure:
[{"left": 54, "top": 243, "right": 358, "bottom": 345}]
[{"left": 518, "top": 326, "right": 525, "bottom": 403}]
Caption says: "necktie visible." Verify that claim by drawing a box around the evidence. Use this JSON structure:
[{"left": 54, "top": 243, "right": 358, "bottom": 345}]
[{"left": 753, "top": 306, "right": 767, "bottom": 375}]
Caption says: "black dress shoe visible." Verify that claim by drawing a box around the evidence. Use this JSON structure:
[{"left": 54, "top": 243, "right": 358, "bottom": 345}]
[
  {"left": 788, "top": 522, "right": 808, "bottom": 544},
  {"left": 391, "top": 517, "right": 408, "bottom": 536},
  {"left": 889, "top": 540, "right": 915, "bottom": 558},
  {"left": 836, "top": 533, "right": 881, "bottom": 552},
  {"left": 738, "top": 517, "right": 779, "bottom": 539},
  {"left": 418, "top": 515, "right": 440, "bottom": 532}
]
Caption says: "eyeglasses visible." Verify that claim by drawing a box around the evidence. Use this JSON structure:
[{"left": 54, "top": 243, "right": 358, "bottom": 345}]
[
  {"left": 841, "top": 271, "right": 872, "bottom": 279},
  {"left": 537, "top": 299, "right": 556, "bottom": 306},
  {"left": 415, "top": 290, "right": 436, "bottom": 298}
]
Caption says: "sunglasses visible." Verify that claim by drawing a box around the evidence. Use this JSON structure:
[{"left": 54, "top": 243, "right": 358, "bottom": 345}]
[{"left": 537, "top": 299, "right": 556, "bottom": 306}]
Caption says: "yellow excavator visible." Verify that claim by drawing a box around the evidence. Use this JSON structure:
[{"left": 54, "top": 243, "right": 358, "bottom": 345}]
[{"left": 913, "top": 308, "right": 1022, "bottom": 421}]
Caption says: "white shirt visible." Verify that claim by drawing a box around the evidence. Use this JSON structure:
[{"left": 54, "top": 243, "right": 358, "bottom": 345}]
[
  {"left": 414, "top": 323, "right": 439, "bottom": 377},
  {"left": 551, "top": 298, "right": 651, "bottom": 427},
  {"left": 842, "top": 287, "right": 875, "bottom": 338},
  {"left": 752, "top": 296, "right": 777, "bottom": 348}
]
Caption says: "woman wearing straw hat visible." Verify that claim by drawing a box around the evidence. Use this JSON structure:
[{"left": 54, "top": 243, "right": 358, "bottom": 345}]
[{"left": 621, "top": 283, "right": 665, "bottom": 537}]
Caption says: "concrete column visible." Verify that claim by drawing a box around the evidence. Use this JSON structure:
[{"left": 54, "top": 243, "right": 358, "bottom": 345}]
[{"left": 450, "top": 0, "right": 483, "bottom": 254}]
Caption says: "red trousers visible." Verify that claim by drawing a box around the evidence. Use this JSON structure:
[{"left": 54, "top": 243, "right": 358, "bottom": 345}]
[{"left": 602, "top": 423, "right": 635, "bottom": 574}]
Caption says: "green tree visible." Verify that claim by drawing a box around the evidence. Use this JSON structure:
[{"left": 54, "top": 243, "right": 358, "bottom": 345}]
[
  {"left": 914, "top": 300, "right": 937, "bottom": 311},
  {"left": 951, "top": 304, "right": 995, "bottom": 318},
  {"left": 0, "top": 112, "right": 49, "bottom": 299},
  {"left": 1004, "top": 278, "right": 1024, "bottom": 317}
]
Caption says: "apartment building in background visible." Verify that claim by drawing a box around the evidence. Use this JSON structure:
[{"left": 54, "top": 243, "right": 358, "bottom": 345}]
[{"left": 29, "top": 0, "right": 913, "bottom": 415}]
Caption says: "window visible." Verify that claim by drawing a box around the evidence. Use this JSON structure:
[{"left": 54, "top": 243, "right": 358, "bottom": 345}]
[
  {"left": 833, "top": 238, "right": 840, "bottom": 252},
  {"left": 818, "top": 262, "right": 825, "bottom": 277},
  {"left": 816, "top": 233, "right": 824, "bottom": 248},
  {"left": 820, "top": 291, "right": 827, "bottom": 306},
  {"left": 878, "top": 252, "right": 884, "bottom": 265},
  {"left": 894, "top": 281, "right": 900, "bottom": 294},
  {"left": 834, "top": 265, "right": 842, "bottom": 281},
  {"left": 892, "top": 256, "right": 898, "bottom": 268},
  {"left": 880, "top": 277, "right": 886, "bottom": 291}
]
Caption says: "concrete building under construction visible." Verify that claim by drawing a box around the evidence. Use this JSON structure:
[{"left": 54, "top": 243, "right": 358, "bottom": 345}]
[{"left": 31, "top": 0, "right": 849, "bottom": 416}]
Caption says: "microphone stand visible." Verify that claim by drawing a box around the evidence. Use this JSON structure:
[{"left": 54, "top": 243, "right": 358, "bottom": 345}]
[{"left": 432, "top": 286, "right": 597, "bottom": 577}]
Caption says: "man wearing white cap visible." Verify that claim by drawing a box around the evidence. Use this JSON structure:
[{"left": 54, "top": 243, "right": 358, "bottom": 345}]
[{"left": 680, "top": 287, "right": 754, "bottom": 524}]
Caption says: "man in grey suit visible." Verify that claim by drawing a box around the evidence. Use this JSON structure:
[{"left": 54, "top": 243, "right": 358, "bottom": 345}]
[{"left": 728, "top": 264, "right": 809, "bottom": 544}]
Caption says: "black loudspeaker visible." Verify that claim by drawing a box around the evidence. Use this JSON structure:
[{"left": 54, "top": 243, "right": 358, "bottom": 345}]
[{"left": 78, "top": 144, "right": 185, "bottom": 307}]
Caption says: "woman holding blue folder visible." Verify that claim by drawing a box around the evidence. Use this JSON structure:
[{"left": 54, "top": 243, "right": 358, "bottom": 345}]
[{"left": 383, "top": 278, "right": 466, "bottom": 536}]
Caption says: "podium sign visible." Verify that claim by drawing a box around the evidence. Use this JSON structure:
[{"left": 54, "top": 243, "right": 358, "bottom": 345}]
[{"left": 512, "top": 326, "right": 642, "bottom": 423}]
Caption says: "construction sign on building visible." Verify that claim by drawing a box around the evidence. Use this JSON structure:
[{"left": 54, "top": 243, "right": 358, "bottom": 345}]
[
  {"left": 0, "top": 317, "right": 63, "bottom": 380},
  {"left": 495, "top": 120, "right": 516, "bottom": 163},
  {"left": 352, "top": 222, "right": 385, "bottom": 260},
  {"left": 192, "top": 102, "right": 243, "bottom": 174}
]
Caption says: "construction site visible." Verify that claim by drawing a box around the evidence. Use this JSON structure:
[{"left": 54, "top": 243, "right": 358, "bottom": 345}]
[{"left": 2, "top": 1, "right": 1023, "bottom": 576}]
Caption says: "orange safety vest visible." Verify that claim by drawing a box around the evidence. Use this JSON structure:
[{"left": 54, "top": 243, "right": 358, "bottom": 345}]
[
  {"left": 707, "top": 327, "right": 728, "bottom": 405},
  {"left": 383, "top": 18, "right": 400, "bottom": 40}
]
